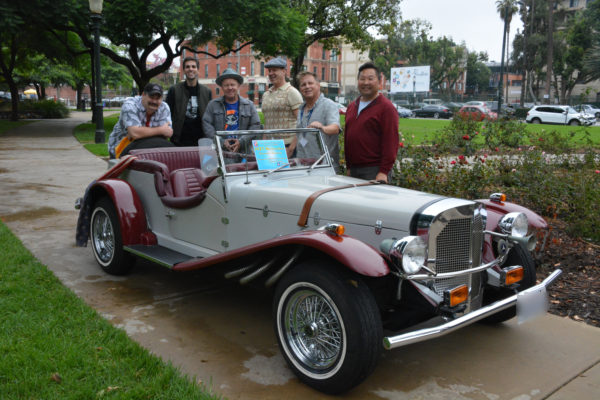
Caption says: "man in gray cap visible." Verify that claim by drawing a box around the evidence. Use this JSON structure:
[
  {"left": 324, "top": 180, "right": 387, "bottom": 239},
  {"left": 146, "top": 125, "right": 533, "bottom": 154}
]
[
  {"left": 261, "top": 57, "right": 303, "bottom": 157},
  {"left": 202, "top": 68, "right": 261, "bottom": 152}
]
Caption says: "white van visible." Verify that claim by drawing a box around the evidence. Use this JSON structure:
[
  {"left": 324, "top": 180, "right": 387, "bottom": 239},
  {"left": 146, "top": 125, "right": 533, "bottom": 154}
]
[{"left": 423, "top": 99, "right": 442, "bottom": 105}]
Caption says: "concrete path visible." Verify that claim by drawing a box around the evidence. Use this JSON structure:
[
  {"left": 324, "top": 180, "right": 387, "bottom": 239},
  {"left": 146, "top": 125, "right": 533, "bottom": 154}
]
[{"left": 1, "top": 112, "right": 599, "bottom": 399}]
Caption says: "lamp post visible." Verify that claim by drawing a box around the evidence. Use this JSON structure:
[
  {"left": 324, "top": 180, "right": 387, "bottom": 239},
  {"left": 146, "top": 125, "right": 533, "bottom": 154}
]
[
  {"left": 89, "top": 0, "right": 105, "bottom": 143},
  {"left": 497, "top": 2, "right": 509, "bottom": 117}
]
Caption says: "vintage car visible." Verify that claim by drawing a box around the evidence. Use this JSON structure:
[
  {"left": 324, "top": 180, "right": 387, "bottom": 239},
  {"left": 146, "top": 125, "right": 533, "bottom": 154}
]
[{"left": 75, "top": 129, "right": 561, "bottom": 394}]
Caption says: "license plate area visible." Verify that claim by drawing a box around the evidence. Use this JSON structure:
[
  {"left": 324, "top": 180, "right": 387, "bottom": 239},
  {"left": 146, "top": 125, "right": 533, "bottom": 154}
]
[{"left": 517, "top": 285, "right": 549, "bottom": 324}]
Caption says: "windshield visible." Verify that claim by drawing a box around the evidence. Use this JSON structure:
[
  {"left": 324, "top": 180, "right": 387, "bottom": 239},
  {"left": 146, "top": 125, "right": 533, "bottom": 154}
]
[{"left": 210, "top": 128, "right": 331, "bottom": 175}]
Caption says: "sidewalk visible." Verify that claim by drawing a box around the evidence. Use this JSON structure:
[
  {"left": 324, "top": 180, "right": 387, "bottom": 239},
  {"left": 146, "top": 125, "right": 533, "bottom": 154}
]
[{"left": 0, "top": 113, "right": 599, "bottom": 399}]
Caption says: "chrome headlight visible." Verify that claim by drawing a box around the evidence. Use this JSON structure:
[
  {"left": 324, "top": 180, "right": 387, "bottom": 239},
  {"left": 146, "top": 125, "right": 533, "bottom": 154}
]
[
  {"left": 380, "top": 236, "right": 427, "bottom": 274},
  {"left": 498, "top": 212, "right": 528, "bottom": 237}
]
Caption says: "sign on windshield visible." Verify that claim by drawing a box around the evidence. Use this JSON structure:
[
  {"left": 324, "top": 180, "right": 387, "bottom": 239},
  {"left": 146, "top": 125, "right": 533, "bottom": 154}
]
[{"left": 252, "top": 139, "right": 289, "bottom": 170}]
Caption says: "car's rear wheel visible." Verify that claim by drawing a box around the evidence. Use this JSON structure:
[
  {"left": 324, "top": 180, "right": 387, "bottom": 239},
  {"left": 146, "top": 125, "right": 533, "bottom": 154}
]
[
  {"left": 531, "top": 118, "right": 541, "bottom": 124},
  {"left": 568, "top": 119, "right": 580, "bottom": 126},
  {"left": 480, "top": 243, "right": 536, "bottom": 324},
  {"left": 90, "top": 197, "right": 134, "bottom": 275},
  {"left": 433, "top": 112, "right": 440, "bottom": 119},
  {"left": 273, "top": 261, "right": 382, "bottom": 394}
]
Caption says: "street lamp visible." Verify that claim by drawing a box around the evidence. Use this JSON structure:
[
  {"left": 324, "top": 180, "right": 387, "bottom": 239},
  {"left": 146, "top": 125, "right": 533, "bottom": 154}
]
[
  {"left": 89, "top": 0, "right": 105, "bottom": 143},
  {"left": 497, "top": 2, "right": 509, "bottom": 116}
]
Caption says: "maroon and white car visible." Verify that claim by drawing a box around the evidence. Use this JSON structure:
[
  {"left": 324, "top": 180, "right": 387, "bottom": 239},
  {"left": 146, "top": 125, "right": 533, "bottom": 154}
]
[{"left": 76, "top": 129, "right": 561, "bottom": 394}]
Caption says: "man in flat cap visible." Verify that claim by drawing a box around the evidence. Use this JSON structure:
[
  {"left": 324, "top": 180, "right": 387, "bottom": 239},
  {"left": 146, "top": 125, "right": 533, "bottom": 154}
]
[
  {"left": 261, "top": 57, "right": 303, "bottom": 157},
  {"left": 202, "top": 68, "right": 261, "bottom": 152},
  {"left": 108, "top": 83, "right": 174, "bottom": 158},
  {"left": 166, "top": 57, "right": 212, "bottom": 146}
]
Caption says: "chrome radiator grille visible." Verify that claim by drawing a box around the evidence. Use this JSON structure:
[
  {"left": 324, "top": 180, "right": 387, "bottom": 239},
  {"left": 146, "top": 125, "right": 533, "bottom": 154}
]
[
  {"left": 433, "top": 217, "right": 473, "bottom": 296},
  {"left": 429, "top": 210, "right": 484, "bottom": 299}
]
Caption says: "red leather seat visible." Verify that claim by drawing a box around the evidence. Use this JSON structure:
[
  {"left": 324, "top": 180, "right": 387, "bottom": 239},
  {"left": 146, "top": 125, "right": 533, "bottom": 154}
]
[{"left": 170, "top": 168, "right": 207, "bottom": 197}]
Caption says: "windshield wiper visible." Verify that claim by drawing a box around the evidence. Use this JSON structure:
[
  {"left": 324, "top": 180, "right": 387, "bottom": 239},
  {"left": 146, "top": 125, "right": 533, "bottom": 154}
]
[
  {"left": 267, "top": 162, "right": 290, "bottom": 176},
  {"left": 309, "top": 153, "right": 327, "bottom": 170}
]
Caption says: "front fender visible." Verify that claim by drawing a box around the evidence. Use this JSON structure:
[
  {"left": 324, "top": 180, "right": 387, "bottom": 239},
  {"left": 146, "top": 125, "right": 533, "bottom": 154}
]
[
  {"left": 477, "top": 199, "right": 547, "bottom": 231},
  {"left": 173, "top": 230, "right": 390, "bottom": 277},
  {"left": 75, "top": 179, "right": 152, "bottom": 247}
]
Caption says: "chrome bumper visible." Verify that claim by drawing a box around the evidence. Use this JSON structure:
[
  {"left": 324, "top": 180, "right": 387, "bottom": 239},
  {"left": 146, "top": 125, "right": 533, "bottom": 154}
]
[{"left": 383, "top": 269, "right": 562, "bottom": 350}]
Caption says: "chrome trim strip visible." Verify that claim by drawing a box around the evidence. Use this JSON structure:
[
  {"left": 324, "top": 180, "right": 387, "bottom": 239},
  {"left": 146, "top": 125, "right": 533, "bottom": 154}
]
[
  {"left": 405, "top": 258, "right": 500, "bottom": 280},
  {"left": 383, "top": 269, "right": 562, "bottom": 350}
]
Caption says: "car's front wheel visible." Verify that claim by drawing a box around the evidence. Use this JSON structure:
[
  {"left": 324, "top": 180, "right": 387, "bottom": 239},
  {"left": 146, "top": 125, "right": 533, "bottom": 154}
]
[
  {"left": 531, "top": 118, "right": 541, "bottom": 124},
  {"left": 568, "top": 119, "right": 580, "bottom": 126},
  {"left": 90, "top": 197, "right": 134, "bottom": 275},
  {"left": 273, "top": 261, "right": 382, "bottom": 394},
  {"left": 433, "top": 112, "right": 440, "bottom": 119}
]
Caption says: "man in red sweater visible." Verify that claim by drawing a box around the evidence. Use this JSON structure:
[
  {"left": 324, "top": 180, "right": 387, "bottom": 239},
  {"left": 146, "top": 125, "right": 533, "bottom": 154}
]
[{"left": 344, "top": 62, "right": 399, "bottom": 183}]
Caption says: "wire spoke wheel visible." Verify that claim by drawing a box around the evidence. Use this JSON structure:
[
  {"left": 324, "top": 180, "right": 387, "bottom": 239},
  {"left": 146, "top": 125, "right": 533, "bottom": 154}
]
[{"left": 283, "top": 287, "right": 344, "bottom": 371}]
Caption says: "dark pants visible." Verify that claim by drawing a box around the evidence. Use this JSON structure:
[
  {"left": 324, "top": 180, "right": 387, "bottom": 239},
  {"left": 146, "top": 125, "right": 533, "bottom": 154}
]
[
  {"left": 349, "top": 166, "right": 392, "bottom": 182},
  {"left": 121, "top": 136, "right": 174, "bottom": 157}
]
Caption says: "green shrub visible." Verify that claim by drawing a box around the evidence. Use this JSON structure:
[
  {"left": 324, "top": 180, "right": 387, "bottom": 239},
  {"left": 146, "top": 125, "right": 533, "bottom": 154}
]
[
  {"left": 21, "top": 99, "right": 69, "bottom": 118},
  {"left": 480, "top": 118, "right": 529, "bottom": 149},
  {"left": 514, "top": 107, "right": 529, "bottom": 119}
]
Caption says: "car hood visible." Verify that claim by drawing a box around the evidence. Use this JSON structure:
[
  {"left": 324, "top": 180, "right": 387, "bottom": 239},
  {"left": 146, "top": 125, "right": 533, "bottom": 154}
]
[{"left": 238, "top": 173, "right": 444, "bottom": 231}]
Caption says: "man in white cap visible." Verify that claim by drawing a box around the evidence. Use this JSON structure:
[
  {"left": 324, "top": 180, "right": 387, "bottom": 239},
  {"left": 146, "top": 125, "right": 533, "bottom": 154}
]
[
  {"left": 202, "top": 68, "right": 261, "bottom": 152},
  {"left": 261, "top": 57, "right": 303, "bottom": 157}
]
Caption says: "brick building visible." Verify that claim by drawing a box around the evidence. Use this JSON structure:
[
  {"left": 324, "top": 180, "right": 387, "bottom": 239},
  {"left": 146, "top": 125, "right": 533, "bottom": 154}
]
[{"left": 179, "top": 41, "right": 342, "bottom": 106}]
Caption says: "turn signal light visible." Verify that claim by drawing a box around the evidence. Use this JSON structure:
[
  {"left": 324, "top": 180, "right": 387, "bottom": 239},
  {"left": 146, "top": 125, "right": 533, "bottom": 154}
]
[
  {"left": 504, "top": 266, "right": 524, "bottom": 285},
  {"left": 490, "top": 193, "right": 507, "bottom": 203},
  {"left": 445, "top": 285, "right": 469, "bottom": 307},
  {"left": 325, "top": 223, "right": 345, "bottom": 236}
]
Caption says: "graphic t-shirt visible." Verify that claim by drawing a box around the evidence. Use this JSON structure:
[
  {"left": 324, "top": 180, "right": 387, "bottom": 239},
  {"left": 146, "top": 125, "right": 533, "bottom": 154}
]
[
  {"left": 185, "top": 84, "right": 199, "bottom": 119},
  {"left": 180, "top": 84, "right": 204, "bottom": 145}
]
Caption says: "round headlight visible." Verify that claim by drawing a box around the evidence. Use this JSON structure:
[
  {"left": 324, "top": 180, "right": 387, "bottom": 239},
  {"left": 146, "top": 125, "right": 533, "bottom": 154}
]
[
  {"left": 499, "top": 212, "right": 529, "bottom": 237},
  {"left": 401, "top": 236, "right": 427, "bottom": 274}
]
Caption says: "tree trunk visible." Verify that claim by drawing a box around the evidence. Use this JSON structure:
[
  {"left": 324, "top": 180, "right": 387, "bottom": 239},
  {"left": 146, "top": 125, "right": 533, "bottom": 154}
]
[
  {"left": 545, "top": 0, "right": 554, "bottom": 103},
  {"left": 8, "top": 81, "right": 19, "bottom": 121},
  {"left": 291, "top": 52, "right": 306, "bottom": 89}
]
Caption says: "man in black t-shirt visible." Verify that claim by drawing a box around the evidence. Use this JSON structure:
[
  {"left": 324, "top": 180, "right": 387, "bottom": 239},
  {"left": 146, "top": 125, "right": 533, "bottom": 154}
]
[{"left": 166, "top": 57, "right": 212, "bottom": 146}]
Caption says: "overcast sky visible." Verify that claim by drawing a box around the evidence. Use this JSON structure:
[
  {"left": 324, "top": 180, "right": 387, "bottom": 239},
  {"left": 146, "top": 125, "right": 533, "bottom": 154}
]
[{"left": 400, "top": 0, "right": 524, "bottom": 62}]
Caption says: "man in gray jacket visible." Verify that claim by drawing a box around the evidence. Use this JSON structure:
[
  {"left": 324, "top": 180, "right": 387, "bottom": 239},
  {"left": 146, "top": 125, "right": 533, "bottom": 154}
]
[{"left": 202, "top": 68, "right": 261, "bottom": 152}]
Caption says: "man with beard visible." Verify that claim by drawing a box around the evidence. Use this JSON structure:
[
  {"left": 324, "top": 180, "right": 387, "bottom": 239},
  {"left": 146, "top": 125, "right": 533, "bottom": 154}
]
[
  {"left": 108, "top": 83, "right": 174, "bottom": 158},
  {"left": 166, "top": 57, "right": 212, "bottom": 146}
]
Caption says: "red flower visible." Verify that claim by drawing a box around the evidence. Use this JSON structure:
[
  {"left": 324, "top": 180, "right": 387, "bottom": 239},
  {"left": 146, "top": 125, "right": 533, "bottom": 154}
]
[
  {"left": 495, "top": 147, "right": 499, "bottom": 152},
  {"left": 480, "top": 157, "right": 485, "bottom": 163},
  {"left": 462, "top": 134, "right": 470, "bottom": 140},
  {"left": 399, "top": 142, "right": 404, "bottom": 148},
  {"left": 458, "top": 155, "right": 465, "bottom": 160},
  {"left": 596, "top": 170, "right": 600, "bottom": 174},
  {"left": 451, "top": 160, "right": 456, "bottom": 165}
]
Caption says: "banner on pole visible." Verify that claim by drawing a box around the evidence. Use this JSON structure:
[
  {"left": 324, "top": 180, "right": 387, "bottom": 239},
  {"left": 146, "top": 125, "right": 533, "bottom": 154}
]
[{"left": 390, "top": 66, "right": 430, "bottom": 93}]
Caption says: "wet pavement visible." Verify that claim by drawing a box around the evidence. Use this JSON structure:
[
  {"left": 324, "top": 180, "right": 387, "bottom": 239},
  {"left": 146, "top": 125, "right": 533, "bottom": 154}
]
[{"left": 1, "top": 112, "right": 599, "bottom": 399}]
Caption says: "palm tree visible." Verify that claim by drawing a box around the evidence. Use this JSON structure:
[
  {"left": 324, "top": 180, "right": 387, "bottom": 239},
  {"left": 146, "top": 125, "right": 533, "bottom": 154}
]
[{"left": 496, "top": 0, "right": 519, "bottom": 101}]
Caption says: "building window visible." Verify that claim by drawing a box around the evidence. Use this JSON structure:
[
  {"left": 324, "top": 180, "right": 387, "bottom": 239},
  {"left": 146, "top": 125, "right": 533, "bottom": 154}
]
[
  {"left": 260, "top": 61, "right": 265, "bottom": 76},
  {"left": 302, "top": 65, "right": 307, "bottom": 71},
  {"left": 205, "top": 64, "right": 208, "bottom": 78},
  {"left": 216, "top": 88, "right": 220, "bottom": 95},
  {"left": 322, "top": 48, "right": 326, "bottom": 59},
  {"left": 569, "top": 0, "right": 579, "bottom": 7},
  {"left": 330, "top": 49, "right": 338, "bottom": 61},
  {"left": 313, "top": 66, "right": 317, "bottom": 75},
  {"left": 227, "top": 62, "right": 231, "bottom": 69},
  {"left": 217, "top": 64, "right": 220, "bottom": 77},
  {"left": 330, "top": 67, "right": 337, "bottom": 82},
  {"left": 322, "top": 67, "right": 326, "bottom": 81},
  {"left": 236, "top": 62, "right": 239, "bottom": 72},
  {"left": 251, "top": 61, "right": 255, "bottom": 75}
]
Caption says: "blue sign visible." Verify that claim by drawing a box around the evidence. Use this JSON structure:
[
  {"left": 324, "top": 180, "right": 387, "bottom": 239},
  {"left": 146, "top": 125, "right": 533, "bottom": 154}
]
[{"left": 253, "top": 139, "right": 289, "bottom": 170}]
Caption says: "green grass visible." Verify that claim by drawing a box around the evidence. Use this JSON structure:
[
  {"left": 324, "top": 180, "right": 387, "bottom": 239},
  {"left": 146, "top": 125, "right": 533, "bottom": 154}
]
[
  {"left": 0, "top": 221, "right": 220, "bottom": 400},
  {"left": 0, "top": 120, "right": 32, "bottom": 134},
  {"left": 73, "top": 114, "right": 119, "bottom": 157}
]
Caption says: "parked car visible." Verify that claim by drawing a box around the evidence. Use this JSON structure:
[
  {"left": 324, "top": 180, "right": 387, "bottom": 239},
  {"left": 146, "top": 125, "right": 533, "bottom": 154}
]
[
  {"left": 395, "top": 104, "right": 413, "bottom": 118},
  {"left": 413, "top": 104, "right": 453, "bottom": 119},
  {"left": 443, "top": 102, "right": 464, "bottom": 112},
  {"left": 466, "top": 100, "right": 488, "bottom": 108},
  {"left": 75, "top": 129, "right": 561, "bottom": 394},
  {"left": 574, "top": 104, "right": 600, "bottom": 119},
  {"left": 525, "top": 105, "right": 595, "bottom": 126},
  {"left": 457, "top": 105, "right": 498, "bottom": 121},
  {"left": 422, "top": 98, "right": 443, "bottom": 105}
]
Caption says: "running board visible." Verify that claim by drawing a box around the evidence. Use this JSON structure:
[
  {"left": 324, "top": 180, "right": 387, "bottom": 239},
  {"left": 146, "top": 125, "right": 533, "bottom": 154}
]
[{"left": 124, "top": 244, "right": 196, "bottom": 268}]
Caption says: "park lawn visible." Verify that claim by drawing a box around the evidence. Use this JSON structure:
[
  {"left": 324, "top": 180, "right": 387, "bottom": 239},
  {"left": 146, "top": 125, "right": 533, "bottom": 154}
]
[
  {"left": 0, "top": 220, "right": 220, "bottom": 400},
  {"left": 73, "top": 114, "right": 119, "bottom": 157},
  {"left": 0, "top": 120, "right": 32, "bottom": 134}
]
